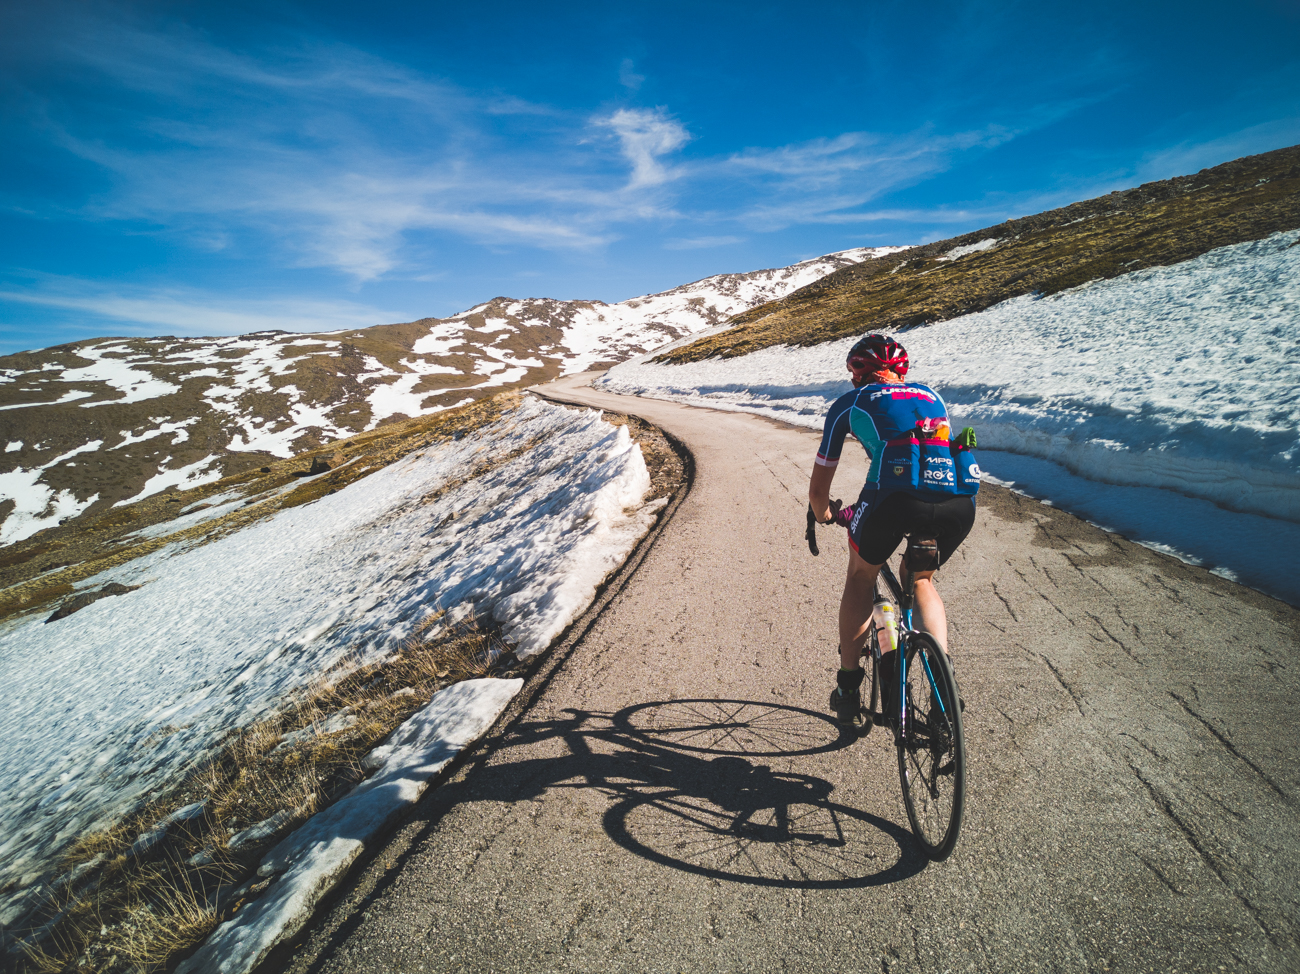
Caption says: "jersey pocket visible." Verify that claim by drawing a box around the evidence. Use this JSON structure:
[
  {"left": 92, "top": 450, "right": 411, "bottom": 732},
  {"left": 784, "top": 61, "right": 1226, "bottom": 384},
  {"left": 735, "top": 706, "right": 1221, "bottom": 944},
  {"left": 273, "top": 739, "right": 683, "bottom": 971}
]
[
  {"left": 918, "top": 445, "right": 959, "bottom": 493},
  {"left": 879, "top": 441, "right": 918, "bottom": 489},
  {"left": 951, "top": 447, "right": 982, "bottom": 495}
]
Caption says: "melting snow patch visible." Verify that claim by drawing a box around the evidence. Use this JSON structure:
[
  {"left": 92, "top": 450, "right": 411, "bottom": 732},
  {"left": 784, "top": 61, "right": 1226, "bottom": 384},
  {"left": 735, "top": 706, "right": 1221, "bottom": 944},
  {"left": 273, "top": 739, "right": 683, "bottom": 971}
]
[
  {"left": 54, "top": 344, "right": 182, "bottom": 406},
  {"left": 177, "top": 678, "right": 521, "bottom": 974},
  {"left": 939, "top": 237, "right": 999, "bottom": 260},
  {"left": 0, "top": 441, "right": 104, "bottom": 544},
  {"left": 364, "top": 359, "right": 464, "bottom": 429},
  {"left": 113, "top": 455, "right": 223, "bottom": 506},
  {"left": 112, "top": 418, "right": 199, "bottom": 450},
  {"left": 0, "top": 389, "right": 95, "bottom": 411}
]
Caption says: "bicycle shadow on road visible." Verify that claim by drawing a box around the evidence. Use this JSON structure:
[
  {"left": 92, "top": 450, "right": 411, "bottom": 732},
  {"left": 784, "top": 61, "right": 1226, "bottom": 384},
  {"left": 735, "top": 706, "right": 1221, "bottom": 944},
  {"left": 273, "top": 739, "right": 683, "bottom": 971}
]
[{"left": 453, "top": 699, "right": 928, "bottom": 889}]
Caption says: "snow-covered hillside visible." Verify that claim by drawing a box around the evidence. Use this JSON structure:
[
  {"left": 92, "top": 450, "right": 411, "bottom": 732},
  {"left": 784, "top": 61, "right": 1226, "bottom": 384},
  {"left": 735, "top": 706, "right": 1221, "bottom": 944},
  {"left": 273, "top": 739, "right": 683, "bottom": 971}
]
[
  {"left": 0, "top": 397, "right": 661, "bottom": 934},
  {"left": 600, "top": 231, "right": 1300, "bottom": 605},
  {"left": 0, "top": 248, "right": 898, "bottom": 546}
]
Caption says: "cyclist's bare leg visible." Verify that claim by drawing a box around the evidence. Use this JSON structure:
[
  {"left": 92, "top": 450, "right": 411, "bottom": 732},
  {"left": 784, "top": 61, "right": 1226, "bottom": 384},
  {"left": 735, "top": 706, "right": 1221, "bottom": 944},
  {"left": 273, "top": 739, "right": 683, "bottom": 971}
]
[
  {"left": 839, "top": 545, "right": 882, "bottom": 670},
  {"left": 909, "top": 567, "right": 948, "bottom": 652}
]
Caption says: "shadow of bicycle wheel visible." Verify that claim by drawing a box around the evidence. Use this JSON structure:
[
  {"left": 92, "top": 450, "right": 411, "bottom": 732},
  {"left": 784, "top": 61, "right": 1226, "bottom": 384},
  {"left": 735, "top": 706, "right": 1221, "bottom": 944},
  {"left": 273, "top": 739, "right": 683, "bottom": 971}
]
[
  {"left": 600, "top": 701, "right": 924, "bottom": 887},
  {"left": 612, "top": 698, "right": 855, "bottom": 757},
  {"left": 603, "top": 757, "right": 924, "bottom": 888}
]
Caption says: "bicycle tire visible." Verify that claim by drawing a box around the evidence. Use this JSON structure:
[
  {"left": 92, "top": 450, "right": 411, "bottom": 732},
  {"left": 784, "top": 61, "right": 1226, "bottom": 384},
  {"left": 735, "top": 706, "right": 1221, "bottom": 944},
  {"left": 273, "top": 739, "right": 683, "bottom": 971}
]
[
  {"left": 896, "top": 632, "right": 966, "bottom": 860},
  {"left": 864, "top": 629, "right": 880, "bottom": 735}
]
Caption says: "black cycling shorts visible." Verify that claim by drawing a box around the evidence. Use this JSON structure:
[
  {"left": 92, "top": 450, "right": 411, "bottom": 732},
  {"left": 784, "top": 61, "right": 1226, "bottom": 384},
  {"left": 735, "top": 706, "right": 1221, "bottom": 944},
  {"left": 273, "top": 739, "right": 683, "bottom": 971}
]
[{"left": 849, "top": 491, "right": 976, "bottom": 567}]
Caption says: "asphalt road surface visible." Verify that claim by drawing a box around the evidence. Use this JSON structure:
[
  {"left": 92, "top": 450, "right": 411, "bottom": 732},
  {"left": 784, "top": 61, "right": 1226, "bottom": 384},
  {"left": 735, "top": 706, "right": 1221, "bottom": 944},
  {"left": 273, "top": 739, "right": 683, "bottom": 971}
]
[{"left": 271, "top": 372, "right": 1300, "bottom": 974}]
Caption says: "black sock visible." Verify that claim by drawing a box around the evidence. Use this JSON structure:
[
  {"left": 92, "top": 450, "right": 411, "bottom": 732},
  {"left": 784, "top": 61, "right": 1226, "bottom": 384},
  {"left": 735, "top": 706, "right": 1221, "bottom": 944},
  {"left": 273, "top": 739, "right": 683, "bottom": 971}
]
[{"left": 837, "top": 667, "right": 865, "bottom": 693}]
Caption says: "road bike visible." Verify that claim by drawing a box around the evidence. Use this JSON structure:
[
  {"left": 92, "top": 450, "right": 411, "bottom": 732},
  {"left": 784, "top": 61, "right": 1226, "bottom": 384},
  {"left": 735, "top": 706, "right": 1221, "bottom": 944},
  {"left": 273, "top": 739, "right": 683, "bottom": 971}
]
[{"left": 807, "top": 507, "right": 968, "bottom": 860}]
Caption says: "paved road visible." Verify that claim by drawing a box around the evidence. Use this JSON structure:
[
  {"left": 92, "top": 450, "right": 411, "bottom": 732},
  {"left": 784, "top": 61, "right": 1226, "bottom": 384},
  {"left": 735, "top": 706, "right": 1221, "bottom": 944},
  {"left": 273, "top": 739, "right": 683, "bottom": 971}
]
[{"left": 274, "top": 372, "right": 1300, "bottom": 974}]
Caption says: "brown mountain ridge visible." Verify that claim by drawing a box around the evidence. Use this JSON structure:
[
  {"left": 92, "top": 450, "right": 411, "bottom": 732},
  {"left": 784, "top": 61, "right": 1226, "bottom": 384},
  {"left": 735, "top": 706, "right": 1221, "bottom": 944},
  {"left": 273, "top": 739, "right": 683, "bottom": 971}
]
[{"left": 659, "top": 144, "right": 1300, "bottom": 363}]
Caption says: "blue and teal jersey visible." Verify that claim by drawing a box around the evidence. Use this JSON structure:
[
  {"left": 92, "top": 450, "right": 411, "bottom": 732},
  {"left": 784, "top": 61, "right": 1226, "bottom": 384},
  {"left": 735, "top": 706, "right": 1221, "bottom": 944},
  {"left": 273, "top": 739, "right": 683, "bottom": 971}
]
[{"left": 817, "top": 381, "right": 979, "bottom": 509}]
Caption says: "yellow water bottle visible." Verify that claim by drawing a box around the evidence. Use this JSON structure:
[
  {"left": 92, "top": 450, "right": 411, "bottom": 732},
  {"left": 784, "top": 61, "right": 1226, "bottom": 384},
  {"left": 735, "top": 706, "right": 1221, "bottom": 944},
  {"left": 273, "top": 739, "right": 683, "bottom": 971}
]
[{"left": 877, "top": 601, "right": 898, "bottom": 653}]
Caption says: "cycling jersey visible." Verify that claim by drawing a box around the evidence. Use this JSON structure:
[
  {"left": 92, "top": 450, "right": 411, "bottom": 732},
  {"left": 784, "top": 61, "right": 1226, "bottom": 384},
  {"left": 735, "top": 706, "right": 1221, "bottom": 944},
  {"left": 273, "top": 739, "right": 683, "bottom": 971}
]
[{"left": 817, "top": 381, "right": 980, "bottom": 517}]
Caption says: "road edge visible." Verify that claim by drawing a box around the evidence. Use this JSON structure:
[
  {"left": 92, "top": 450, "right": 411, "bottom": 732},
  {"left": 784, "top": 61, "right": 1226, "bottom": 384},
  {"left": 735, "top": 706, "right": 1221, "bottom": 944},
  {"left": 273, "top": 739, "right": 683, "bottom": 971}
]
[{"left": 244, "top": 386, "right": 696, "bottom": 974}]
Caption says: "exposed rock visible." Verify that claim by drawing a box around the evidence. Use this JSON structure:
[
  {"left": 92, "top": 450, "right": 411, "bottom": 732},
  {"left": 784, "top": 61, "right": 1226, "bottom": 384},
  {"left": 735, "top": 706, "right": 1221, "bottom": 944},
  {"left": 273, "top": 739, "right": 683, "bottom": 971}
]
[{"left": 45, "top": 583, "right": 140, "bottom": 623}]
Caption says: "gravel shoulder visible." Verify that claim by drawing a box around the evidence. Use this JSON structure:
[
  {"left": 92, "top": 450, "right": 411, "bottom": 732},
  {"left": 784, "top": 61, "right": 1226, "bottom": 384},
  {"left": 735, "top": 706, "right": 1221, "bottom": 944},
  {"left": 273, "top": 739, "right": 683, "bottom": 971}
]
[{"left": 266, "top": 371, "right": 1300, "bottom": 974}]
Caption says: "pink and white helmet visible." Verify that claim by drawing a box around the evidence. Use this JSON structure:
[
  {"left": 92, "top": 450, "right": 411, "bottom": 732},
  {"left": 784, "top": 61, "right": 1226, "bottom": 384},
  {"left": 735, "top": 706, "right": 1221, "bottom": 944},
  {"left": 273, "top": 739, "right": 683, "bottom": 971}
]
[{"left": 847, "top": 333, "right": 909, "bottom": 384}]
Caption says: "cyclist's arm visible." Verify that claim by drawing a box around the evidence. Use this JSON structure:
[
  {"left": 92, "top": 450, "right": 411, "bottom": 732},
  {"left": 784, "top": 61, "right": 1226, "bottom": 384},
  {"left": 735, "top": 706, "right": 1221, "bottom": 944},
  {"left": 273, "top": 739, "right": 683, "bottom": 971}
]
[
  {"left": 809, "top": 462, "right": 836, "bottom": 524},
  {"left": 811, "top": 392, "right": 855, "bottom": 523}
]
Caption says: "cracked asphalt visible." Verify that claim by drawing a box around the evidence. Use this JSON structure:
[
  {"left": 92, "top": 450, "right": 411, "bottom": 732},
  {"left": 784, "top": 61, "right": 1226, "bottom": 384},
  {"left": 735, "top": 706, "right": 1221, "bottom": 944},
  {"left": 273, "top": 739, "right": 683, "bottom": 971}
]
[{"left": 268, "top": 372, "right": 1300, "bottom": 974}]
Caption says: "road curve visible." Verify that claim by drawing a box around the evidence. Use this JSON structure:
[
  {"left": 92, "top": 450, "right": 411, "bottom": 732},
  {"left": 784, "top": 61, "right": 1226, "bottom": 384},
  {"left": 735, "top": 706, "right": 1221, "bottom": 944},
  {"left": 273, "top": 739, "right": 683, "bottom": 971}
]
[{"left": 275, "top": 371, "right": 1300, "bottom": 974}]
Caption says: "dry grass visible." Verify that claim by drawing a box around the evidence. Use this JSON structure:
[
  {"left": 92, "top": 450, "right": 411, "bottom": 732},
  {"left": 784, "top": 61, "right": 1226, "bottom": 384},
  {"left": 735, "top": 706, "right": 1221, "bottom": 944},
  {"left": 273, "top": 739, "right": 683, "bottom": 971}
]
[
  {"left": 10, "top": 614, "right": 510, "bottom": 974},
  {"left": 20, "top": 865, "right": 223, "bottom": 974}
]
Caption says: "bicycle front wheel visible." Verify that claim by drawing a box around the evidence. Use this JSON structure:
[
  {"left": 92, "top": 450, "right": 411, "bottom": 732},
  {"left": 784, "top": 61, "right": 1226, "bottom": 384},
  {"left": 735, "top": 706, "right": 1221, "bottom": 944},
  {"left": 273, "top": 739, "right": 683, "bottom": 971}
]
[{"left": 896, "top": 632, "right": 966, "bottom": 860}]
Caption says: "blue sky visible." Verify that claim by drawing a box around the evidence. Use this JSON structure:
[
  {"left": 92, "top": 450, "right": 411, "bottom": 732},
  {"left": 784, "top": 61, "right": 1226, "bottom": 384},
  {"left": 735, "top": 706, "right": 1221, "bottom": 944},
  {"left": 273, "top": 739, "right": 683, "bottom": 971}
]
[{"left": 1, "top": 0, "right": 1298, "bottom": 355}]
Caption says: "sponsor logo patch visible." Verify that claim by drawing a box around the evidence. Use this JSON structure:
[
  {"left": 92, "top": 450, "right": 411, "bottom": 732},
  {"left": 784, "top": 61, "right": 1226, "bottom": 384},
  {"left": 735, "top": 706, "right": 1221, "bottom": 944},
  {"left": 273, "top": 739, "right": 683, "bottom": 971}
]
[{"left": 867, "top": 386, "right": 937, "bottom": 403}]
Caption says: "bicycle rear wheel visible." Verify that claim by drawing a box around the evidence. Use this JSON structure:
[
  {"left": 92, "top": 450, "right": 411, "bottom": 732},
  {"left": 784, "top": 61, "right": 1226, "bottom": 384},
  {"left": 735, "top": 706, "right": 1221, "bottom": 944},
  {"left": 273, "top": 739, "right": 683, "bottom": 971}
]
[{"left": 896, "top": 632, "right": 966, "bottom": 860}]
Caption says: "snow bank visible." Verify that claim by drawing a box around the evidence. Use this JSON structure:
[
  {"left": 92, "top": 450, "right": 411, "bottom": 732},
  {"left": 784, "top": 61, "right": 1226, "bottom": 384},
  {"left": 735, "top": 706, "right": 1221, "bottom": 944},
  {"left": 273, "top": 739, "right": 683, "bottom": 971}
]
[
  {"left": 600, "top": 230, "right": 1300, "bottom": 603},
  {"left": 176, "top": 678, "right": 521, "bottom": 974},
  {"left": 0, "top": 397, "right": 659, "bottom": 923}
]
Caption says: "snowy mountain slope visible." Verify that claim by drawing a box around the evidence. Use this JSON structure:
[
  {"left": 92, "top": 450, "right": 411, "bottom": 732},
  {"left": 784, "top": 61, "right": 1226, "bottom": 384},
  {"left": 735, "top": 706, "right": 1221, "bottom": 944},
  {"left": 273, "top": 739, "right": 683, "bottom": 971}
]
[
  {"left": 599, "top": 229, "right": 1300, "bottom": 605},
  {"left": 0, "top": 395, "right": 664, "bottom": 947},
  {"left": 0, "top": 248, "right": 897, "bottom": 546}
]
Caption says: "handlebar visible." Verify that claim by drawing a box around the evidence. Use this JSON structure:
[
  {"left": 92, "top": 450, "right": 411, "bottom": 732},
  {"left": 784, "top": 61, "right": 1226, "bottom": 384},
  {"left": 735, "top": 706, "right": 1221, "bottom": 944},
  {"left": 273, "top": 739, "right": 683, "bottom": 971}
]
[
  {"left": 805, "top": 504, "right": 820, "bottom": 556},
  {"left": 806, "top": 500, "right": 856, "bottom": 556}
]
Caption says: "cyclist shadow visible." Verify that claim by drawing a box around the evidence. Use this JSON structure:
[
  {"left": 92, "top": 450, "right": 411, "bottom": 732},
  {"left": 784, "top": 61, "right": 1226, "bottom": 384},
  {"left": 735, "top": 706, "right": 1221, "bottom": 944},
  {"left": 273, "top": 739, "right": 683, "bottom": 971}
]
[{"left": 461, "top": 699, "right": 928, "bottom": 889}]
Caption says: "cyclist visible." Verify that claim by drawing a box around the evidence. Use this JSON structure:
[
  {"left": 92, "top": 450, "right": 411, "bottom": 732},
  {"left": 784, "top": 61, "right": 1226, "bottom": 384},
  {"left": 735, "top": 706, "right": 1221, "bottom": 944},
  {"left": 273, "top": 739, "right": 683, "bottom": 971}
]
[{"left": 808, "top": 334, "right": 979, "bottom": 727}]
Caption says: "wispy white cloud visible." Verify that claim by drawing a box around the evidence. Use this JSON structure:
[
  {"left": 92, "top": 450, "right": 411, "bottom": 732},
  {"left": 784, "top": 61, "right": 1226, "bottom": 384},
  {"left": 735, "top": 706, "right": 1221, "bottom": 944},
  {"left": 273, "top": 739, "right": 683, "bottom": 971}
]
[
  {"left": 596, "top": 108, "right": 691, "bottom": 188},
  {"left": 710, "top": 122, "right": 1029, "bottom": 230},
  {"left": 6, "top": 13, "right": 1073, "bottom": 291},
  {"left": 0, "top": 277, "right": 404, "bottom": 337},
  {"left": 1134, "top": 117, "right": 1300, "bottom": 186},
  {"left": 619, "top": 58, "right": 645, "bottom": 92},
  {"left": 664, "top": 235, "right": 744, "bottom": 250},
  {"left": 18, "top": 21, "right": 648, "bottom": 280}
]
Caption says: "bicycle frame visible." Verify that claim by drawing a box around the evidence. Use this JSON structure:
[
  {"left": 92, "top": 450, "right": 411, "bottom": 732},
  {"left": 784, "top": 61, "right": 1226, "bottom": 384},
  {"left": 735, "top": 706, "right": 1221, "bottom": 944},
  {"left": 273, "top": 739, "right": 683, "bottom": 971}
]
[
  {"left": 806, "top": 511, "right": 968, "bottom": 859},
  {"left": 876, "top": 556, "right": 950, "bottom": 738}
]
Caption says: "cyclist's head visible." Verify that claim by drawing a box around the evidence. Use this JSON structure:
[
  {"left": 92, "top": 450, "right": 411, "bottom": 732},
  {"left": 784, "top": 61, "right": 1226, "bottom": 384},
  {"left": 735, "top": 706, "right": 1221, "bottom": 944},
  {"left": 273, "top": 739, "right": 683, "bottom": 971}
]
[{"left": 847, "top": 333, "right": 909, "bottom": 386}]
